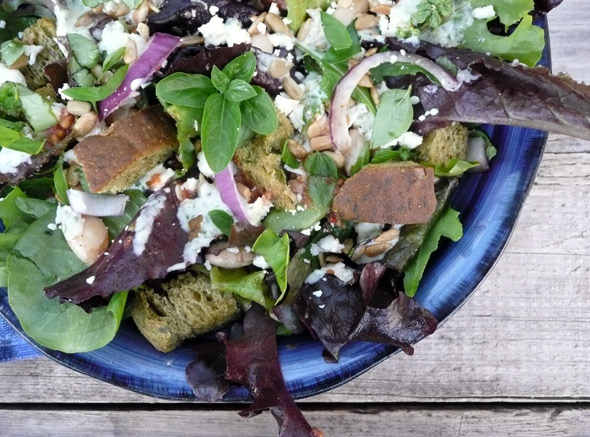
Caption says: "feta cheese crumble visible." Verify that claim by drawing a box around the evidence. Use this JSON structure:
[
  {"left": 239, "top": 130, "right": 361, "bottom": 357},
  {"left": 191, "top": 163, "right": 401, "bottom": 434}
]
[
  {"left": 472, "top": 5, "right": 495, "bottom": 20},
  {"left": 198, "top": 16, "right": 251, "bottom": 47}
]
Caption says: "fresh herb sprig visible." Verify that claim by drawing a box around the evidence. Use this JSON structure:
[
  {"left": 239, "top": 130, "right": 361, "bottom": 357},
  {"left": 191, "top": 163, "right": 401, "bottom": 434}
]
[{"left": 156, "top": 52, "right": 278, "bottom": 173}]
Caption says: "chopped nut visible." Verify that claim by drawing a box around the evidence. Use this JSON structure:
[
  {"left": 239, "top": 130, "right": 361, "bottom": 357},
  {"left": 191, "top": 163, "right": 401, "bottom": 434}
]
[
  {"left": 136, "top": 22, "right": 150, "bottom": 41},
  {"left": 288, "top": 139, "right": 308, "bottom": 160},
  {"left": 236, "top": 182, "right": 252, "bottom": 201},
  {"left": 355, "top": 14, "right": 379, "bottom": 30},
  {"left": 67, "top": 100, "right": 92, "bottom": 117},
  {"left": 248, "top": 12, "right": 267, "bottom": 35},
  {"left": 365, "top": 47, "right": 378, "bottom": 57},
  {"left": 123, "top": 39, "right": 138, "bottom": 64},
  {"left": 72, "top": 112, "right": 98, "bottom": 138},
  {"left": 310, "top": 135, "right": 333, "bottom": 151},
  {"left": 265, "top": 12, "right": 291, "bottom": 35},
  {"left": 66, "top": 164, "right": 81, "bottom": 188},
  {"left": 188, "top": 215, "right": 204, "bottom": 241},
  {"left": 180, "top": 35, "right": 204, "bottom": 46},
  {"left": 364, "top": 242, "right": 390, "bottom": 257},
  {"left": 358, "top": 74, "right": 374, "bottom": 88},
  {"left": 297, "top": 18, "right": 312, "bottom": 41},
  {"left": 282, "top": 76, "right": 304, "bottom": 100},
  {"left": 370, "top": 86, "right": 380, "bottom": 105},
  {"left": 375, "top": 228, "right": 400, "bottom": 243},
  {"left": 370, "top": 4, "right": 391, "bottom": 15},
  {"left": 269, "top": 58, "right": 292, "bottom": 78},
  {"left": 250, "top": 33, "right": 273, "bottom": 53},
  {"left": 133, "top": 1, "right": 150, "bottom": 23}
]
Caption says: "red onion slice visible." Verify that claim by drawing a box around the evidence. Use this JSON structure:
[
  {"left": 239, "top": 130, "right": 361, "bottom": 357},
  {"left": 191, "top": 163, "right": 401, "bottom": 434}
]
[
  {"left": 67, "top": 189, "right": 129, "bottom": 217},
  {"left": 215, "top": 166, "right": 249, "bottom": 223},
  {"left": 97, "top": 33, "right": 180, "bottom": 121},
  {"left": 329, "top": 51, "right": 461, "bottom": 154}
]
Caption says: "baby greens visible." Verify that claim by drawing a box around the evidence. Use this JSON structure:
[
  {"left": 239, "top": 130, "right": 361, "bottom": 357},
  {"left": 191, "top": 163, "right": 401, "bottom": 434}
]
[
  {"left": 63, "top": 65, "right": 129, "bottom": 104},
  {"left": 252, "top": 229, "right": 290, "bottom": 296}
]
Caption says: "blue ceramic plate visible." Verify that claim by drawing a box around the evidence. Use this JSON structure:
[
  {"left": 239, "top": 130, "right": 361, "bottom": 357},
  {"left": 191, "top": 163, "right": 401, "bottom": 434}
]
[{"left": 0, "top": 18, "right": 550, "bottom": 401}]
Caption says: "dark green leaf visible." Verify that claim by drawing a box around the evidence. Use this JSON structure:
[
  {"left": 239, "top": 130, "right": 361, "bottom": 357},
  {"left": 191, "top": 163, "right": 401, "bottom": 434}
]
[
  {"left": 63, "top": 65, "right": 128, "bottom": 103},
  {"left": 178, "top": 137, "right": 196, "bottom": 170},
  {"left": 67, "top": 33, "right": 100, "bottom": 69},
  {"left": 349, "top": 142, "right": 370, "bottom": 176},
  {"left": 15, "top": 197, "right": 55, "bottom": 220},
  {"left": 0, "top": 83, "right": 23, "bottom": 118},
  {"left": 102, "top": 46, "right": 125, "bottom": 71},
  {"left": 221, "top": 52, "right": 256, "bottom": 82},
  {"left": 208, "top": 209, "right": 234, "bottom": 236},
  {"left": 321, "top": 21, "right": 361, "bottom": 64},
  {"left": 281, "top": 139, "right": 300, "bottom": 168},
  {"left": 372, "top": 146, "right": 416, "bottom": 163},
  {"left": 320, "top": 11, "right": 353, "bottom": 51},
  {"left": 201, "top": 93, "right": 241, "bottom": 173},
  {"left": 304, "top": 152, "right": 338, "bottom": 178},
  {"left": 370, "top": 61, "right": 438, "bottom": 83},
  {"left": 210, "top": 266, "right": 271, "bottom": 308},
  {"left": 0, "top": 187, "right": 29, "bottom": 230},
  {"left": 211, "top": 66, "right": 231, "bottom": 93},
  {"left": 53, "top": 156, "right": 69, "bottom": 205},
  {"left": 252, "top": 228, "right": 290, "bottom": 295},
  {"left": 371, "top": 88, "right": 413, "bottom": 148},
  {"left": 240, "top": 85, "right": 278, "bottom": 135},
  {"left": 403, "top": 207, "right": 462, "bottom": 296},
  {"left": 224, "top": 79, "right": 256, "bottom": 102},
  {"left": 2, "top": 135, "right": 44, "bottom": 155},
  {"left": 156, "top": 72, "right": 216, "bottom": 108}
]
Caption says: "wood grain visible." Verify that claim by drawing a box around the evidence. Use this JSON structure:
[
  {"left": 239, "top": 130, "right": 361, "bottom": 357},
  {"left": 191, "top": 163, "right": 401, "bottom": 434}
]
[{"left": 2, "top": 2, "right": 590, "bottom": 435}]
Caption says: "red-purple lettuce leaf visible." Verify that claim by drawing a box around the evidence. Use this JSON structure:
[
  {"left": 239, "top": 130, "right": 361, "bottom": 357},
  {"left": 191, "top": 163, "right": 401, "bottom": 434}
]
[
  {"left": 185, "top": 340, "right": 230, "bottom": 402},
  {"left": 384, "top": 38, "right": 590, "bottom": 140},
  {"left": 220, "top": 304, "right": 321, "bottom": 437},
  {"left": 534, "top": 0, "right": 563, "bottom": 12},
  {"left": 44, "top": 185, "right": 187, "bottom": 308},
  {"left": 297, "top": 267, "right": 437, "bottom": 359}
]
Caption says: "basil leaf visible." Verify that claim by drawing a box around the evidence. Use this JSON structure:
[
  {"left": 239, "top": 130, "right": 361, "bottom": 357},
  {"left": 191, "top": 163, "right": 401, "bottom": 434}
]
[
  {"left": 156, "top": 72, "right": 216, "bottom": 108},
  {"left": 222, "top": 52, "right": 256, "bottom": 82},
  {"left": 371, "top": 88, "right": 413, "bottom": 148},
  {"left": 320, "top": 11, "right": 353, "bottom": 51},
  {"left": 281, "top": 139, "right": 300, "bottom": 168},
  {"left": 372, "top": 146, "right": 416, "bottom": 163},
  {"left": 67, "top": 33, "right": 100, "bottom": 69},
  {"left": 211, "top": 66, "right": 231, "bottom": 93},
  {"left": 240, "top": 85, "right": 278, "bottom": 135},
  {"left": 321, "top": 21, "right": 361, "bottom": 64},
  {"left": 0, "top": 41, "right": 25, "bottom": 67},
  {"left": 102, "top": 46, "right": 125, "bottom": 71},
  {"left": 208, "top": 209, "right": 234, "bottom": 236},
  {"left": 224, "top": 79, "right": 257, "bottom": 102},
  {"left": 304, "top": 152, "right": 338, "bottom": 178},
  {"left": 210, "top": 266, "right": 272, "bottom": 309},
  {"left": 403, "top": 207, "right": 463, "bottom": 296},
  {"left": 53, "top": 156, "right": 69, "bottom": 205},
  {"left": 63, "top": 65, "right": 128, "bottom": 103},
  {"left": 201, "top": 93, "right": 241, "bottom": 173},
  {"left": 16, "top": 85, "right": 58, "bottom": 131},
  {"left": 252, "top": 228, "right": 290, "bottom": 295}
]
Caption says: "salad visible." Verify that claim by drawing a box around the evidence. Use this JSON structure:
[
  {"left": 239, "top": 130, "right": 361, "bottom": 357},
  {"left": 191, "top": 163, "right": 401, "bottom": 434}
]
[{"left": 1, "top": 0, "right": 589, "bottom": 434}]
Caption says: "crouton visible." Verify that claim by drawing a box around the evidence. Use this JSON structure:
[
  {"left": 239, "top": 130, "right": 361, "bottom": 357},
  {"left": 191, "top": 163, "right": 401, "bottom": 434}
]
[
  {"left": 416, "top": 122, "right": 468, "bottom": 167},
  {"left": 20, "top": 19, "right": 65, "bottom": 90},
  {"left": 333, "top": 162, "right": 436, "bottom": 224},
  {"left": 74, "top": 106, "right": 177, "bottom": 193},
  {"left": 233, "top": 113, "right": 297, "bottom": 210},
  {"left": 130, "top": 272, "right": 240, "bottom": 353}
]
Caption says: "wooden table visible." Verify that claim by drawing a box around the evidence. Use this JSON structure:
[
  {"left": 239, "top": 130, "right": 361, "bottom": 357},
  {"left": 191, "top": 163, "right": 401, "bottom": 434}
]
[{"left": 2, "top": 3, "right": 590, "bottom": 436}]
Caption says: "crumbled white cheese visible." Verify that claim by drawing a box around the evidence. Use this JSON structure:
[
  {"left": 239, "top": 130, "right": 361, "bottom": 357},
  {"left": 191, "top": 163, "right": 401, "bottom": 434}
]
[
  {"left": 298, "top": 9, "right": 329, "bottom": 51},
  {"left": 198, "top": 16, "right": 251, "bottom": 47},
  {"left": 58, "top": 83, "right": 73, "bottom": 101},
  {"left": 274, "top": 93, "right": 301, "bottom": 117},
  {"left": 420, "top": 1, "right": 474, "bottom": 47},
  {"left": 410, "top": 95, "right": 420, "bottom": 105},
  {"left": 472, "top": 5, "right": 495, "bottom": 20},
  {"left": 253, "top": 255, "right": 270, "bottom": 269},
  {"left": 0, "top": 148, "right": 32, "bottom": 174},
  {"left": 378, "top": 0, "right": 421, "bottom": 38},
  {"left": 312, "top": 290, "right": 322, "bottom": 297},
  {"left": 209, "top": 5, "right": 219, "bottom": 15},
  {"left": 177, "top": 180, "right": 233, "bottom": 265},
  {"left": 256, "top": 22, "right": 267, "bottom": 34},
  {"left": 347, "top": 103, "right": 375, "bottom": 142},
  {"left": 99, "top": 21, "right": 148, "bottom": 57},
  {"left": 268, "top": 32, "right": 294, "bottom": 50},
  {"left": 0, "top": 21, "right": 6, "bottom": 29},
  {"left": 268, "top": 2, "right": 281, "bottom": 15},
  {"left": 0, "top": 62, "right": 26, "bottom": 86},
  {"left": 86, "top": 276, "right": 96, "bottom": 285},
  {"left": 395, "top": 131, "right": 423, "bottom": 149},
  {"left": 457, "top": 68, "right": 480, "bottom": 83},
  {"left": 245, "top": 196, "right": 273, "bottom": 226},
  {"left": 305, "top": 262, "right": 356, "bottom": 284},
  {"left": 310, "top": 235, "right": 345, "bottom": 256},
  {"left": 133, "top": 192, "right": 167, "bottom": 256},
  {"left": 54, "top": 0, "right": 92, "bottom": 38},
  {"left": 24, "top": 45, "right": 43, "bottom": 65}
]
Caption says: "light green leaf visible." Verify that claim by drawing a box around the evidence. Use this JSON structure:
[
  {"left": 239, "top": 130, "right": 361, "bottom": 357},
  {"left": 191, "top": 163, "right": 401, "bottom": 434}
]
[
  {"left": 0, "top": 40, "right": 25, "bottom": 67},
  {"left": 320, "top": 11, "right": 353, "bottom": 50},
  {"left": 16, "top": 85, "right": 57, "bottom": 131},
  {"left": 53, "top": 155, "right": 69, "bottom": 205},
  {"left": 281, "top": 139, "right": 300, "bottom": 169},
  {"left": 470, "top": 0, "right": 533, "bottom": 27},
  {"left": 286, "top": 0, "right": 330, "bottom": 31},
  {"left": 67, "top": 33, "right": 100, "bottom": 69},
  {"left": 63, "top": 65, "right": 128, "bottom": 103},
  {"left": 433, "top": 159, "right": 478, "bottom": 177},
  {"left": 102, "top": 46, "right": 125, "bottom": 71},
  {"left": 210, "top": 266, "right": 271, "bottom": 308},
  {"left": 252, "top": 228, "right": 290, "bottom": 296}
]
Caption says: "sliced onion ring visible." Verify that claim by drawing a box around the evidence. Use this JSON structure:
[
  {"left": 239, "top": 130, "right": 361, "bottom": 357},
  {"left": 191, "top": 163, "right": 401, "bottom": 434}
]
[
  {"left": 215, "top": 166, "right": 250, "bottom": 223},
  {"left": 98, "top": 33, "right": 180, "bottom": 121},
  {"left": 329, "top": 51, "right": 461, "bottom": 155},
  {"left": 67, "top": 189, "right": 129, "bottom": 217}
]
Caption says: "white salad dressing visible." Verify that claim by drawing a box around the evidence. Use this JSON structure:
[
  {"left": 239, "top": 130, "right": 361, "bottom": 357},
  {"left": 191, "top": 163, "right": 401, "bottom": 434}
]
[
  {"left": 305, "top": 262, "right": 356, "bottom": 284},
  {"left": 132, "top": 192, "right": 167, "bottom": 256},
  {"left": 55, "top": 205, "right": 85, "bottom": 241}
]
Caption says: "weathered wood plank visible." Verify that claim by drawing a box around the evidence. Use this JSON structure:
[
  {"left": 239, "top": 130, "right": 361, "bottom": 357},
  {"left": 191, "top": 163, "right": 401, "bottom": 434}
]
[
  {"left": 2, "top": 0, "right": 590, "bottom": 409},
  {"left": 0, "top": 406, "right": 588, "bottom": 436}
]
